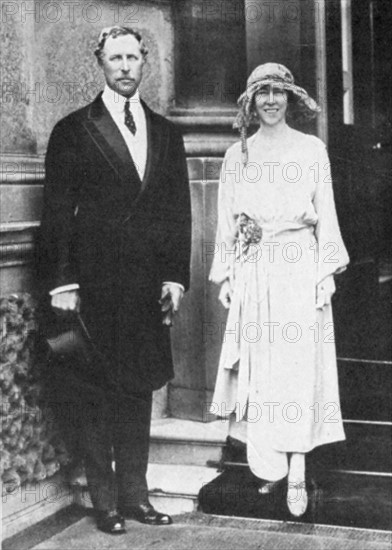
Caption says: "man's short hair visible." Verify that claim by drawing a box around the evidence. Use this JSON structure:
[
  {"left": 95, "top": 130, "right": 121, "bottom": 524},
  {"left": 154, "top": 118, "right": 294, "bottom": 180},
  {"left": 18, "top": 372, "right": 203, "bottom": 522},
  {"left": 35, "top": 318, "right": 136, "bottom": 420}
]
[{"left": 94, "top": 26, "right": 148, "bottom": 61}]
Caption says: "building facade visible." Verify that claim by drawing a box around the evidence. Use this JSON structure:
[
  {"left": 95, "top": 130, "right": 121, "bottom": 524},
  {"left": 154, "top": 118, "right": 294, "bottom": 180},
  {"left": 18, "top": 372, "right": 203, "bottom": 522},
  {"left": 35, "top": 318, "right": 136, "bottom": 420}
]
[{"left": 1, "top": 0, "right": 391, "bottom": 488}]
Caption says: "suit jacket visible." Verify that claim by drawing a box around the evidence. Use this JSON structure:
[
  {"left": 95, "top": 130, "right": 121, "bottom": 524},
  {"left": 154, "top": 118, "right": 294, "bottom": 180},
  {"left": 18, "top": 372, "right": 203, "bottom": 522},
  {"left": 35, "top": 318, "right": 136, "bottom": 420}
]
[{"left": 38, "top": 93, "right": 192, "bottom": 393}]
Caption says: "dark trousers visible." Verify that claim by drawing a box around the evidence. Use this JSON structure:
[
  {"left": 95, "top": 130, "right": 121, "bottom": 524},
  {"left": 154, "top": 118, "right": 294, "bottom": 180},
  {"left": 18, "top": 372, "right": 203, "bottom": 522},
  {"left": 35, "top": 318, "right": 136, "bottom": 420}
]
[
  {"left": 48, "top": 359, "right": 153, "bottom": 512},
  {"left": 82, "top": 388, "right": 153, "bottom": 511}
]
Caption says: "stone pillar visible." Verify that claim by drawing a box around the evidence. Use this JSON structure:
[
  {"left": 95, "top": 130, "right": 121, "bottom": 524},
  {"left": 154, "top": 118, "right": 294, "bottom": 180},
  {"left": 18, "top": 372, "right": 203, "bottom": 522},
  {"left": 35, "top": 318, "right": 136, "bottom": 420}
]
[
  {"left": 167, "top": 0, "right": 247, "bottom": 420},
  {"left": 169, "top": 158, "right": 226, "bottom": 421},
  {"left": 173, "top": 0, "right": 246, "bottom": 109}
]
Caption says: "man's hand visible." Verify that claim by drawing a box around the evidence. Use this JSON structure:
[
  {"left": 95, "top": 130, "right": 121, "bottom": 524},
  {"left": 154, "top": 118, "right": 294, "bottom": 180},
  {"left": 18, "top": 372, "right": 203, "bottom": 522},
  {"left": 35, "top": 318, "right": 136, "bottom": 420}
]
[
  {"left": 51, "top": 290, "right": 80, "bottom": 312},
  {"left": 159, "top": 284, "right": 184, "bottom": 326},
  {"left": 218, "top": 279, "right": 232, "bottom": 309}
]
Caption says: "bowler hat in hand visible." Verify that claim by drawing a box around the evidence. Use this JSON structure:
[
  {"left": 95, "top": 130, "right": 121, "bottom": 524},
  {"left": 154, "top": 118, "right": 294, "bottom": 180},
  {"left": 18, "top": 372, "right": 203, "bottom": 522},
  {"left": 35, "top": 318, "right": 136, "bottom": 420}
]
[{"left": 45, "top": 312, "right": 95, "bottom": 363}]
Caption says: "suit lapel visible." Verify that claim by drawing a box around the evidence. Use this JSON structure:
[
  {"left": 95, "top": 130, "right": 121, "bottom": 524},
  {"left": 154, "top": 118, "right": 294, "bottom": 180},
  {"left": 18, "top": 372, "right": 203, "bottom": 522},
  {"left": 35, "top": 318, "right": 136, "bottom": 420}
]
[
  {"left": 83, "top": 94, "right": 142, "bottom": 197},
  {"left": 140, "top": 101, "right": 167, "bottom": 194},
  {"left": 81, "top": 94, "right": 170, "bottom": 206}
]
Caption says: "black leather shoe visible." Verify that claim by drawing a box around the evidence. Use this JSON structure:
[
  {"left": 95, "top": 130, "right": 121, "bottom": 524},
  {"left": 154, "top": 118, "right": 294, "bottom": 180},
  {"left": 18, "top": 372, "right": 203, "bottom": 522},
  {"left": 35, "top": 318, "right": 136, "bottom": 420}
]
[
  {"left": 120, "top": 502, "right": 173, "bottom": 525},
  {"left": 96, "top": 510, "right": 126, "bottom": 534}
]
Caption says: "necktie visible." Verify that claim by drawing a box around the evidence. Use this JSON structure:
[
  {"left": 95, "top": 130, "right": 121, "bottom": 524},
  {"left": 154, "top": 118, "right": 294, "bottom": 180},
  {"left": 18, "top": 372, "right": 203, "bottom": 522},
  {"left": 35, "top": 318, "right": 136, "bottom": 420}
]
[{"left": 124, "top": 99, "right": 136, "bottom": 135}]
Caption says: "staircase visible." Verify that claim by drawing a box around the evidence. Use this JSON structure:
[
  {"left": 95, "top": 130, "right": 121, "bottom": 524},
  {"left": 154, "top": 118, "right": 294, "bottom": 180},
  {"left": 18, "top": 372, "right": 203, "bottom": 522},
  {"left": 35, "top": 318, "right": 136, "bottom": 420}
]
[
  {"left": 2, "top": 419, "right": 228, "bottom": 542},
  {"left": 139, "top": 418, "right": 228, "bottom": 515},
  {"left": 68, "top": 418, "right": 229, "bottom": 516}
]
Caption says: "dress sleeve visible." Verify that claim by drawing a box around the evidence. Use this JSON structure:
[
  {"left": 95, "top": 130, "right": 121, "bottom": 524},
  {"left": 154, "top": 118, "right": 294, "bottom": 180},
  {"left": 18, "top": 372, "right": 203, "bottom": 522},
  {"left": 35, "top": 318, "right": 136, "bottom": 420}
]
[
  {"left": 313, "top": 140, "right": 350, "bottom": 284},
  {"left": 209, "top": 148, "right": 238, "bottom": 284}
]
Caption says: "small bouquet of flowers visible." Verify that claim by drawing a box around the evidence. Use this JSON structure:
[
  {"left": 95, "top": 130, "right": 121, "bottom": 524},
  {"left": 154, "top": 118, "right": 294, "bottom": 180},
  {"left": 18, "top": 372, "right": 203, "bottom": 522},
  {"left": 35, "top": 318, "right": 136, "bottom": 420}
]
[{"left": 237, "top": 213, "right": 263, "bottom": 251}]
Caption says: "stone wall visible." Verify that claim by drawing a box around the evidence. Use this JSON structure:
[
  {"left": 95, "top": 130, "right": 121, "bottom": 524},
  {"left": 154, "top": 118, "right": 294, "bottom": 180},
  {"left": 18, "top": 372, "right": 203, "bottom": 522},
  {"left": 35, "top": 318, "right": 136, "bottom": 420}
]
[{"left": 1, "top": 0, "right": 175, "bottom": 155}]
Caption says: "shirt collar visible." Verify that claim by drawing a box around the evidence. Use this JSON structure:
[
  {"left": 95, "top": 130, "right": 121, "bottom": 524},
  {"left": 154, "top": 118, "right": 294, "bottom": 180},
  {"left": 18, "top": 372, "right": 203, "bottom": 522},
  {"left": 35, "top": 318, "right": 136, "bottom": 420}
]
[{"left": 102, "top": 85, "right": 141, "bottom": 115}]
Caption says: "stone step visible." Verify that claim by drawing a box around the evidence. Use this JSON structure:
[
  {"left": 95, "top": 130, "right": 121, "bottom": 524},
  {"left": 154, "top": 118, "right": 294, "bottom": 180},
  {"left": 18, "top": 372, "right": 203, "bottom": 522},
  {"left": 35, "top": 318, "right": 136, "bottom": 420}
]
[
  {"left": 149, "top": 418, "right": 229, "bottom": 466},
  {"left": 148, "top": 463, "right": 221, "bottom": 515},
  {"left": 66, "top": 419, "right": 229, "bottom": 486},
  {"left": 68, "top": 420, "right": 228, "bottom": 515},
  {"left": 219, "top": 419, "right": 392, "bottom": 476}
]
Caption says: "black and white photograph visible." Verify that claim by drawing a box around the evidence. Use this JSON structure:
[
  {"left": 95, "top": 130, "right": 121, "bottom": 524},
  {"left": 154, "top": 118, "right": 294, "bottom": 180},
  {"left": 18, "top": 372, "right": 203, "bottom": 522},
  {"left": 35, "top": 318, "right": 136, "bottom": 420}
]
[{"left": 1, "top": 1, "right": 391, "bottom": 548}]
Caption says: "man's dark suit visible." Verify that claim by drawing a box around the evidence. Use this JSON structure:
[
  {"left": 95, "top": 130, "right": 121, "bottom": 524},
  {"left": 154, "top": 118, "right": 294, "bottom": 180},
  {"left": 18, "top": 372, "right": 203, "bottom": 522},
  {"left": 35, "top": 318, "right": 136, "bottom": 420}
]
[{"left": 38, "top": 92, "right": 191, "bottom": 511}]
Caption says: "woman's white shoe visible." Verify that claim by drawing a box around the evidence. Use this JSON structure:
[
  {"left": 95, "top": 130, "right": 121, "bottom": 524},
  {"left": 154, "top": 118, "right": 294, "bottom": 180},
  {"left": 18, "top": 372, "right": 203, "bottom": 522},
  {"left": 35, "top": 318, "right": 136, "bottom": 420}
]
[{"left": 287, "top": 481, "right": 308, "bottom": 517}]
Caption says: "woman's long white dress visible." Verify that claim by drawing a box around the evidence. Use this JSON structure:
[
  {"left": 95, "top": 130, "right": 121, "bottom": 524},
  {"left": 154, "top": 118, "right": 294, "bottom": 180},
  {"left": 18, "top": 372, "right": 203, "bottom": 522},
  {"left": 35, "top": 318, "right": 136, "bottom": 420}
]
[{"left": 209, "top": 126, "right": 349, "bottom": 477}]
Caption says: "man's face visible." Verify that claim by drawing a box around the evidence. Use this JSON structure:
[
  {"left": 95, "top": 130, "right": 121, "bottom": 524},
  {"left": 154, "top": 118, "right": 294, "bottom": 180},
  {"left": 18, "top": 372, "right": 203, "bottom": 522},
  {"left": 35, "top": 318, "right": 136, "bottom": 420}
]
[{"left": 99, "top": 34, "right": 145, "bottom": 97}]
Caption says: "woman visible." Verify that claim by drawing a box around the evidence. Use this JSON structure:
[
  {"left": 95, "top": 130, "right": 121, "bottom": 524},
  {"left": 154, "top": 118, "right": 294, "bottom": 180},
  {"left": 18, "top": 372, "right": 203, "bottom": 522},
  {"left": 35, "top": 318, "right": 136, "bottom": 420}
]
[{"left": 209, "top": 63, "right": 349, "bottom": 517}]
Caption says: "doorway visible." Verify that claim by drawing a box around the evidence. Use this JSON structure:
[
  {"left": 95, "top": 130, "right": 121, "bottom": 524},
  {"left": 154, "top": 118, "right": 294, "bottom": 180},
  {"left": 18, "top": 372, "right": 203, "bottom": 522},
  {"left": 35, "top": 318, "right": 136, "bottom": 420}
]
[{"left": 321, "top": 0, "right": 391, "bottom": 479}]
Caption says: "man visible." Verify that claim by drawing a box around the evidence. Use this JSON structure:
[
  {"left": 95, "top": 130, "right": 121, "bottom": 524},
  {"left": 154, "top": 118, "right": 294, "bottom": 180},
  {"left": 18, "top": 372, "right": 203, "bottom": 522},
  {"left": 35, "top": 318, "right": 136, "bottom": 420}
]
[{"left": 38, "top": 27, "right": 191, "bottom": 534}]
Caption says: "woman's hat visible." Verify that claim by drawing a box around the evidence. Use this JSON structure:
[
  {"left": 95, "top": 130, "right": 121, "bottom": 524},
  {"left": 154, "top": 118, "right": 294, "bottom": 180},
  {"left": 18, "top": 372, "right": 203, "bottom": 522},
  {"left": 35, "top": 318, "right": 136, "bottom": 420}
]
[{"left": 234, "top": 62, "right": 320, "bottom": 164}]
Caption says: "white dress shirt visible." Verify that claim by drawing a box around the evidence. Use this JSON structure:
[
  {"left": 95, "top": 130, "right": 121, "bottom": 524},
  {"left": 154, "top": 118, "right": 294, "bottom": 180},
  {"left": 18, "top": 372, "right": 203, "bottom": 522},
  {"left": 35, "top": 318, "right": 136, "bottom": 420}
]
[{"left": 102, "top": 85, "right": 147, "bottom": 180}]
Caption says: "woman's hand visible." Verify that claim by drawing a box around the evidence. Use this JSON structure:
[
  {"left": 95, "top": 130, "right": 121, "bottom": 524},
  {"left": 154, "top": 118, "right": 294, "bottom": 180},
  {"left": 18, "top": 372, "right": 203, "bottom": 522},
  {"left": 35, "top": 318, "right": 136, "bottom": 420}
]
[
  {"left": 218, "top": 279, "right": 233, "bottom": 309},
  {"left": 316, "top": 275, "right": 336, "bottom": 309}
]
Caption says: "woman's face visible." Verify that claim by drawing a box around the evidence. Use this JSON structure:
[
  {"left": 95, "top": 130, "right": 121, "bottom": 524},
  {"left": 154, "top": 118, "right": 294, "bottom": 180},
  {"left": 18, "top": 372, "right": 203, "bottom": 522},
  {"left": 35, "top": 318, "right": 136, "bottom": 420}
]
[{"left": 254, "top": 85, "right": 288, "bottom": 127}]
